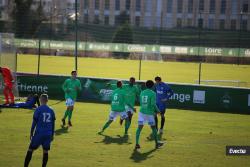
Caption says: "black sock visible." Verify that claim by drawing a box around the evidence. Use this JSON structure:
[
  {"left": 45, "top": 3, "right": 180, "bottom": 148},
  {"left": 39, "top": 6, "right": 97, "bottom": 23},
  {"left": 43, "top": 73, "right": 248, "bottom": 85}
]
[
  {"left": 42, "top": 153, "right": 48, "bottom": 167},
  {"left": 160, "top": 116, "right": 165, "bottom": 130},
  {"left": 154, "top": 115, "right": 158, "bottom": 131},
  {"left": 128, "top": 112, "right": 132, "bottom": 122},
  {"left": 24, "top": 151, "right": 33, "bottom": 167}
]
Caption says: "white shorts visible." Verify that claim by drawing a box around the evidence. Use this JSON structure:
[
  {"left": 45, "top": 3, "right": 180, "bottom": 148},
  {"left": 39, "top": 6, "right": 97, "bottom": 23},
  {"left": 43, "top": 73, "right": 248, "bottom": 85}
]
[
  {"left": 109, "top": 111, "right": 128, "bottom": 121},
  {"left": 65, "top": 98, "right": 75, "bottom": 107},
  {"left": 125, "top": 105, "right": 134, "bottom": 114},
  {"left": 138, "top": 112, "right": 155, "bottom": 126}
]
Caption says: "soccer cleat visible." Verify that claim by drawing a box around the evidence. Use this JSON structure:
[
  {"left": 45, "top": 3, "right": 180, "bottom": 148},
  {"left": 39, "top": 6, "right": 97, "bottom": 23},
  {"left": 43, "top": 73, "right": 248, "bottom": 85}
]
[
  {"left": 61, "top": 119, "right": 66, "bottom": 126},
  {"left": 146, "top": 133, "right": 154, "bottom": 141},
  {"left": 155, "top": 141, "right": 164, "bottom": 149},
  {"left": 159, "top": 129, "right": 163, "bottom": 134},
  {"left": 134, "top": 144, "right": 141, "bottom": 150},
  {"left": 123, "top": 133, "right": 131, "bottom": 138},
  {"left": 68, "top": 121, "right": 72, "bottom": 127},
  {"left": 97, "top": 130, "right": 104, "bottom": 135},
  {"left": 3, "top": 102, "right": 9, "bottom": 106}
]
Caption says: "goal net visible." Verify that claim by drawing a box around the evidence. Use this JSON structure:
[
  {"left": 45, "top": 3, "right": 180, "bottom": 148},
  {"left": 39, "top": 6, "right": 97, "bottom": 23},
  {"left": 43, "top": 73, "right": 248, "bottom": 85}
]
[{"left": 130, "top": 51, "right": 163, "bottom": 61}]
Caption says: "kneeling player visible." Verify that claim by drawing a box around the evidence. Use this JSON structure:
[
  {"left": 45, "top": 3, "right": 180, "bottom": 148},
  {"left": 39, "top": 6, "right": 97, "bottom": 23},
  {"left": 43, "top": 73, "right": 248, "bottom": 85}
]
[
  {"left": 24, "top": 94, "right": 56, "bottom": 167},
  {"left": 99, "top": 81, "right": 131, "bottom": 135},
  {"left": 135, "top": 80, "right": 164, "bottom": 149}
]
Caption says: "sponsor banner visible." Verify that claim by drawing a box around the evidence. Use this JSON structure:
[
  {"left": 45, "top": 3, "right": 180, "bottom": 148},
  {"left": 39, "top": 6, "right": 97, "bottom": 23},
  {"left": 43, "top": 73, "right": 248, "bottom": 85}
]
[
  {"left": 204, "top": 47, "right": 223, "bottom": 56},
  {"left": 175, "top": 47, "right": 188, "bottom": 54},
  {"left": 126, "top": 44, "right": 146, "bottom": 52},
  {"left": 16, "top": 74, "right": 250, "bottom": 113},
  {"left": 248, "top": 94, "right": 250, "bottom": 107},
  {"left": 245, "top": 49, "right": 250, "bottom": 57},
  {"left": 160, "top": 46, "right": 172, "bottom": 54},
  {"left": 14, "top": 39, "right": 250, "bottom": 57},
  {"left": 193, "top": 90, "right": 206, "bottom": 104},
  {"left": 15, "top": 39, "right": 38, "bottom": 48}
]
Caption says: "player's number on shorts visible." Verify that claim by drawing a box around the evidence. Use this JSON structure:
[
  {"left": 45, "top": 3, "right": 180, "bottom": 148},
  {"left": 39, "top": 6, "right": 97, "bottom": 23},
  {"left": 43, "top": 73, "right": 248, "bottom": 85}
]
[{"left": 43, "top": 113, "right": 51, "bottom": 123}]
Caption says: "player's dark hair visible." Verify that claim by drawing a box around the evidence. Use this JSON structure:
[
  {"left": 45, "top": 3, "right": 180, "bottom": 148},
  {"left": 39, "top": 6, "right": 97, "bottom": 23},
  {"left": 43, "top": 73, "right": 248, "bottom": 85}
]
[
  {"left": 40, "top": 94, "right": 48, "bottom": 101},
  {"left": 0, "top": 67, "right": 2, "bottom": 72},
  {"left": 130, "top": 77, "right": 135, "bottom": 81},
  {"left": 145, "top": 80, "right": 154, "bottom": 88},
  {"left": 117, "top": 81, "right": 122, "bottom": 88},
  {"left": 71, "top": 70, "right": 77, "bottom": 75},
  {"left": 155, "top": 76, "right": 161, "bottom": 82}
]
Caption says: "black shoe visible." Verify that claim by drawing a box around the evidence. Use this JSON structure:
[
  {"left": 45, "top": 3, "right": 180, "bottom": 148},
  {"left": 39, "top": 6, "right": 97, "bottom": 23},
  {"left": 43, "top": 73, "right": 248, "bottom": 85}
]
[
  {"left": 68, "top": 121, "right": 72, "bottom": 127},
  {"left": 9, "top": 103, "right": 15, "bottom": 106},
  {"left": 134, "top": 144, "right": 141, "bottom": 150},
  {"left": 61, "top": 119, "right": 66, "bottom": 126},
  {"left": 146, "top": 133, "right": 154, "bottom": 141},
  {"left": 97, "top": 130, "right": 104, "bottom": 135},
  {"left": 155, "top": 141, "right": 164, "bottom": 149},
  {"left": 3, "top": 102, "right": 9, "bottom": 106}
]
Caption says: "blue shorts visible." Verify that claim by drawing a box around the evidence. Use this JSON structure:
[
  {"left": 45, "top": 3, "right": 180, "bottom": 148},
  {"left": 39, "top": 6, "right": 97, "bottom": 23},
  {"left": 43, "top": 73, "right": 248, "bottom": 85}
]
[
  {"left": 29, "top": 133, "right": 52, "bottom": 151},
  {"left": 156, "top": 103, "right": 167, "bottom": 114}
]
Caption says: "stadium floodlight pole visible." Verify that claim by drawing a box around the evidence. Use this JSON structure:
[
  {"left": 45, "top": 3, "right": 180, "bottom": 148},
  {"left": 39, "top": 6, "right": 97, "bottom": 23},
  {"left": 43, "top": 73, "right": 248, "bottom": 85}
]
[
  {"left": 138, "top": 55, "right": 142, "bottom": 80},
  {"left": 38, "top": 39, "right": 41, "bottom": 75},
  {"left": 198, "top": 11, "right": 202, "bottom": 85},
  {"left": 237, "top": 11, "right": 243, "bottom": 65},
  {"left": 74, "top": 0, "right": 78, "bottom": 71},
  {"left": 84, "top": 8, "right": 88, "bottom": 57},
  {"left": 37, "top": 0, "right": 42, "bottom": 76}
]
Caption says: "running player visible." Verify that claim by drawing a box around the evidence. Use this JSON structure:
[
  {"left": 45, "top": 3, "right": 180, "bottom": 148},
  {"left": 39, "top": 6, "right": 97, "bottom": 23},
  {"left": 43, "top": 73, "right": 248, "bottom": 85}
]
[{"left": 61, "top": 71, "right": 82, "bottom": 127}]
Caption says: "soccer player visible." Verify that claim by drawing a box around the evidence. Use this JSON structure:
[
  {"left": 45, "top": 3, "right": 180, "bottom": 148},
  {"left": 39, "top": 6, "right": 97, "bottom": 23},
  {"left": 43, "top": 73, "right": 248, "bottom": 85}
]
[
  {"left": 61, "top": 70, "right": 82, "bottom": 127},
  {"left": 135, "top": 80, "right": 164, "bottom": 149},
  {"left": 0, "top": 66, "right": 15, "bottom": 105},
  {"left": 24, "top": 94, "right": 56, "bottom": 167},
  {"left": 14, "top": 94, "right": 40, "bottom": 109},
  {"left": 154, "top": 76, "right": 174, "bottom": 134},
  {"left": 119, "top": 77, "right": 139, "bottom": 130},
  {"left": 99, "top": 81, "right": 131, "bottom": 135}
]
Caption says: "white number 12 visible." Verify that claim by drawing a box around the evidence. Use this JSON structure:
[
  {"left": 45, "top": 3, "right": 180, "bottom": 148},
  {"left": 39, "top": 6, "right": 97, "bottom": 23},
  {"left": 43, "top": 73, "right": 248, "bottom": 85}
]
[{"left": 43, "top": 113, "right": 51, "bottom": 123}]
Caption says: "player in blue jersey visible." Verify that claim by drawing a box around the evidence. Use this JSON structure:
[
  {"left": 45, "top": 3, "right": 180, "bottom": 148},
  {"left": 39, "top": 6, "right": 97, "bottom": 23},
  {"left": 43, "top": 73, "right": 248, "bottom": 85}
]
[
  {"left": 154, "top": 76, "right": 173, "bottom": 134},
  {"left": 14, "top": 94, "right": 40, "bottom": 108},
  {"left": 24, "top": 94, "right": 56, "bottom": 167}
]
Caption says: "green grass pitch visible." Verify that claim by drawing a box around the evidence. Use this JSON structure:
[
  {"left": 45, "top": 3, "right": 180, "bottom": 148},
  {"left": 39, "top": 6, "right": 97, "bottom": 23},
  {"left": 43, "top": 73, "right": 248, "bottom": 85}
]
[
  {"left": 0, "top": 101, "right": 250, "bottom": 167},
  {"left": 17, "top": 54, "right": 250, "bottom": 88}
]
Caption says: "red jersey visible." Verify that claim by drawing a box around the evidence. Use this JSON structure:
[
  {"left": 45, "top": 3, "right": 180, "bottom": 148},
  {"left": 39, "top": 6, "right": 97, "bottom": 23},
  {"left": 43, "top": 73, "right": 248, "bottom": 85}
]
[{"left": 1, "top": 67, "right": 13, "bottom": 85}]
